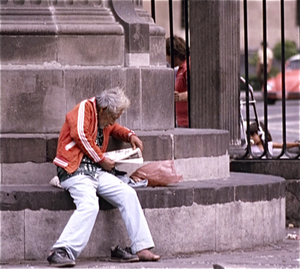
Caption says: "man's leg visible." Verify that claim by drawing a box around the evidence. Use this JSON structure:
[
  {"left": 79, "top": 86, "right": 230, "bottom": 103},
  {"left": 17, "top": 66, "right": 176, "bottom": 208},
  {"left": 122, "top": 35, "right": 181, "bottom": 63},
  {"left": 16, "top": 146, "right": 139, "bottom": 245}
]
[
  {"left": 51, "top": 174, "right": 99, "bottom": 260},
  {"left": 95, "top": 171, "right": 154, "bottom": 254}
]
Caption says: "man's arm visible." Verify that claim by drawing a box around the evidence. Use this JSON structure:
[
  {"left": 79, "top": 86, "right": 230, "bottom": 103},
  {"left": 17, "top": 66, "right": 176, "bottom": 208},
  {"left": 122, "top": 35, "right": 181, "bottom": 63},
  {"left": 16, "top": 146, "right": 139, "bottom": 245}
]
[{"left": 130, "top": 135, "right": 144, "bottom": 152}]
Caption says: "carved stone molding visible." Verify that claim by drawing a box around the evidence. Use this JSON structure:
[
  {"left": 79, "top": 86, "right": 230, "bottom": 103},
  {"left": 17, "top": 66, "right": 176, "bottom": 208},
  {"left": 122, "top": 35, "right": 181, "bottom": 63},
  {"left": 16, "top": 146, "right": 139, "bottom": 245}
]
[
  {"left": 0, "top": 0, "right": 102, "bottom": 6},
  {"left": 111, "top": 0, "right": 149, "bottom": 53},
  {"left": 0, "top": 0, "right": 123, "bottom": 35}
]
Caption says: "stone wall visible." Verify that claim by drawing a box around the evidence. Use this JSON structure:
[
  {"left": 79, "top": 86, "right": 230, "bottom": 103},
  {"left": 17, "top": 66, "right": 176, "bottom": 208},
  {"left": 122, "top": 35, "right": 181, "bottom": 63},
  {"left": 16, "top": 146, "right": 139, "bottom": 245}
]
[
  {"left": 0, "top": 0, "right": 232, "bottom": 185},
  {"left": 231, "top": 160, "right": 300, "bottom": 227},
  {"left": 0, "top": 173, "right": 286, "bottom": 261},
  {"left": 0, "top": 0, "right": 172, "bottom": 177}
]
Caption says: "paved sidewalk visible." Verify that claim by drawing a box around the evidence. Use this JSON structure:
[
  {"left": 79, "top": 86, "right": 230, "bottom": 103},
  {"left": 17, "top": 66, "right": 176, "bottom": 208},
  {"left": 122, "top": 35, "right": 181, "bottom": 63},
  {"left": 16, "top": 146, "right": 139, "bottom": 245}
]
[{"left": 1, "top": 228, "right": 299, "bottom": 269}]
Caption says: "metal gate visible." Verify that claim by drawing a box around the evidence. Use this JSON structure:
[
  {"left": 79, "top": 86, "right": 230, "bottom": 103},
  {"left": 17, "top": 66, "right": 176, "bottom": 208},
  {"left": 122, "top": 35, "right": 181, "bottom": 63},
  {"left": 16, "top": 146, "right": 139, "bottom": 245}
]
[{"left": 145, "top": 0, "right": 300, "bottom": 160}]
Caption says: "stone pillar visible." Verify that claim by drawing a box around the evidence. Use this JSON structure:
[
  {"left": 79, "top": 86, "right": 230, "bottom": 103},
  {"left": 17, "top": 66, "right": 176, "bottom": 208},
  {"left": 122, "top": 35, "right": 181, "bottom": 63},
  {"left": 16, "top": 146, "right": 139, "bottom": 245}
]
[
  {"left": 0, "top": 0, "right": 172, "bottom": 136},
  {"left": 189, "top": 0, "right": 240, "bottom": 145},
  {"left": 0, "top": 0, "right": 174, "bottom": 183},
  {"left": 110, "top": 0, "right": 150, "bottom": 66}
]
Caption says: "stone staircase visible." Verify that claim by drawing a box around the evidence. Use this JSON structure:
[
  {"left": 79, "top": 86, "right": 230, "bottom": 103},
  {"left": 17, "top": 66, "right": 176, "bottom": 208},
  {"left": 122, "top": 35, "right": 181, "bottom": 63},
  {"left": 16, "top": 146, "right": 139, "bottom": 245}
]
[
  {"left": 0, "top": 129, "right": 286, "bottom": 262},
  {"left": 0, "top": 0, "right": 286, "bottom": 263}
]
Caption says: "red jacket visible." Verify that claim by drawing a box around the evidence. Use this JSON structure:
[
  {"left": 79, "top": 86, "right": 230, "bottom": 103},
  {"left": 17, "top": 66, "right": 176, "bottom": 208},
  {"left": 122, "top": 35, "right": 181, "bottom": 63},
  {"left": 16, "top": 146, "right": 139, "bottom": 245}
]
[
  {"left": 175, "top": 60, "right": 189, "bottom": 127},
  {"left": 53, "top": 97, "right": 135, "bottom": 174}
]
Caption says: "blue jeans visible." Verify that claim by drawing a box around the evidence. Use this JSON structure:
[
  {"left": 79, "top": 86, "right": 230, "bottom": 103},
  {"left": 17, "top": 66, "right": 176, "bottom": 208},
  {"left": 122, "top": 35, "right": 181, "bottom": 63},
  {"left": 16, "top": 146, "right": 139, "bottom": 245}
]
[{"left": 52, "top": 169, "right": 154, "bottom": 260}]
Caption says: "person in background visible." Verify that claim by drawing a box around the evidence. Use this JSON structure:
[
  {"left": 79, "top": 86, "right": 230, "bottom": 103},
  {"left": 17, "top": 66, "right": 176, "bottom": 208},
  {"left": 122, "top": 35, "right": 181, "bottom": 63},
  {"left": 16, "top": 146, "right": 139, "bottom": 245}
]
[
  {"left": 47, "top": 87, "right": 160, "bottom": 267},
  {"left": 166, "top": 35, "right": 189, "bottom": 128},
  {"left": 249, "top": 121, "right": 299, "bottom": 157},
  {"left": 256, "top": 41, "right": 273, "bottom": 87}
]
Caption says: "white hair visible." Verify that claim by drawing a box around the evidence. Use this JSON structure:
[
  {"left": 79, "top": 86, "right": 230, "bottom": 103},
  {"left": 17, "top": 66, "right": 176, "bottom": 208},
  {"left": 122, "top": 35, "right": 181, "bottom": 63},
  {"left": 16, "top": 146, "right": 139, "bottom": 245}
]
[{"left": 95, "top": 87, "right": 130, "bottom": 116}]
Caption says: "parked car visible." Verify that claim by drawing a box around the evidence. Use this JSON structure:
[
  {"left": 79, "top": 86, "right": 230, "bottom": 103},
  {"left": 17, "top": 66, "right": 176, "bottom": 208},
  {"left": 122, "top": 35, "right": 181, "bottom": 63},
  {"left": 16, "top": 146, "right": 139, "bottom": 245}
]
[{"left": 264, "top": 54, "right": 300, "bottom": 104}]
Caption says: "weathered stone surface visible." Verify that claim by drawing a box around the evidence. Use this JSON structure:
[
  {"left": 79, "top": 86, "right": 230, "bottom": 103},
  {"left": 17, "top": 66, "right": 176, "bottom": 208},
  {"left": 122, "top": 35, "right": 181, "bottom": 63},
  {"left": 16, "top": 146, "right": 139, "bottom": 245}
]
[
  {"left": 134, "top": 131, "right": 173, "bottom": 161},
  {"left": 1, "top": 162, "right": 56, "bottom": 185},
  {"left": 215, "top": 199, "right": 285, "bottom": 251},
  {"left": 0, "top": 2, "right": 124, "bottom": 65},
  {"left": 174, "top": 155, "right": 230, "bottom": 181},
  {"left": 0, "top": 173, "right": 286, "bottom": 261},
  {"left": 215, "top": 202, "right": 244, "bottom": 251},
  {"left": 58, "top": 35, "right": 124, "bottom": 66},
  {"left": 0, "top": 130, "right": 230, "bottom": 184},
  {"left": 230, "top": 160, "right": 300, "bottom": 180},
  {"left": 173, "top": 129, "right": 229, "bottom": 158},
  {"left": 0, "top": 173, "right": 286, "bottom": 211},
  {"left": 0, "top": 127, "right": 229, "bottom": 165},
  {"left": 286, "top": 180, "right": 300, "bottom": 227},
  {"left": 0, "top": 135, "right": 51, "bottom": 164},
  {"left": 0, "top": 36, "right": 57, "bottom": 65},
  {"left": 0, "top": 65, "right": 174, "bottom": 135},
  {"left": 0, "top": 68, "right": 65, "bottom": 133},
  {"left": 193, "top": 183, "right": 234, "bottom": 205},
  {"left": 0, "top": 198, "right": 286, "bottom": 261},
  {"left": 0, "top": 211, "right": 25, "bottom": 261},
  {"left": 64, "top": 68, "right": 112, "bottom": 112},
  {"left": 111, "top": 0, "right": 149, "bottom": 53},
  {"left": 239, "top": 201, "right": 264, "bottom": 249},
  {"left": 0, "top": 137, "right": 46, "bottom": 163},
  {"left": 230, "top": 160, "right": 300, "bottom": 227},
  {"left": 24, "top": 209, "right": 73, "bottom": 260},
  {"left": 149, "top": 36, "right": 166, "bottom": 66},
  {"left": 136, "top": 185, "right": 194, "bottom": 209},
  {"left": 0, "top": 185, "right": 75, "bottom": 211},
  {"left": 141, "top": 68, "right": 174, "bottom": 130},
  {"left": 145, "top": 204, "right": 216, "bottom": 255},
  {"left": 134, "top": 4, "right": 166, "bottom": 66},
  {"left": 262, "top": 199, "right": 286, "bottom": 244}
]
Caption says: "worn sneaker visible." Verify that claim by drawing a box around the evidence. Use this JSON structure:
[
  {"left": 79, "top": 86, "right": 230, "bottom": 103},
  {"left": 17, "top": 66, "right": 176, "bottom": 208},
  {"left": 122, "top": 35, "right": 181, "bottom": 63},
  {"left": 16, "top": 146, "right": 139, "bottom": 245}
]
[
  {"left": 47, "top": 248, "right": 76, "bottom": 267},
  {"left": 109, "top": 245, "right": 139, "bottom": 263}
]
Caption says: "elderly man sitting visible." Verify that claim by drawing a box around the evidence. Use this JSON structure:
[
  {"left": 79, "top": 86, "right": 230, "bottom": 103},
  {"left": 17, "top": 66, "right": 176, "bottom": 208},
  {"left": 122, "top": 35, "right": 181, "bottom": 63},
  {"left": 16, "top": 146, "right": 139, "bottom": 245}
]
[{"left": 47, "top": 87, "right": 160, "bottom": 267}]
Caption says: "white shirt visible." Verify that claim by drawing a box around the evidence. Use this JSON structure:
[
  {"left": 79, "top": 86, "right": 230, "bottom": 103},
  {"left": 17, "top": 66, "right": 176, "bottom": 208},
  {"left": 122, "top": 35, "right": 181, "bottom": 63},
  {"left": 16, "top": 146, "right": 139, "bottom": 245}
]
[{"left": 251, "top": 141, "right": 273, "bottom": 158}]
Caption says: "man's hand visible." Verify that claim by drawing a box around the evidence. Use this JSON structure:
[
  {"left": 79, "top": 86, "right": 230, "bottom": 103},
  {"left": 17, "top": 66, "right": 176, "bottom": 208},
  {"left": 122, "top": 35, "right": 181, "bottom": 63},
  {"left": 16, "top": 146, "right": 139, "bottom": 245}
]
[
  {"left": 100, "top": 157, "right": 115, "bottom": 171},
  {"left": 174, "top": 91, "right": 188, "bottom": 102},
  {"left": 130, "top": 135, "right": 144, "bottom": 152}
]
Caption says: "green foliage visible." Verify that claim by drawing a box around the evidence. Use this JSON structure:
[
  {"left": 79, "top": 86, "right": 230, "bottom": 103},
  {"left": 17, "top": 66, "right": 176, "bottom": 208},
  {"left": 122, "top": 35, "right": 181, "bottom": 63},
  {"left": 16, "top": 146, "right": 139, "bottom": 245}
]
[
  {"left": 273, "top": 40, "right": 297, "bottom": 61},
  {"left": 249, "top": 54, "right": 258, "bottom": 66}
]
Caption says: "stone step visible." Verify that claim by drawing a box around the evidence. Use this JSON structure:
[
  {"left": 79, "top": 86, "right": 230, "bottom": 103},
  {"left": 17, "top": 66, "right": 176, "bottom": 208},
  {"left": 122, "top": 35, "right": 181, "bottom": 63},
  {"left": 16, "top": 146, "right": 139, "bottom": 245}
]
[
  {"left": 1, "top": 129, "right": 230, "bottom": 185},
  {"left": 0, "top": 172, "right": 286, "bottom": 262},
  {"left": 230, "top": 159, "right": 300, "bottom": 228},
  {"left": 230, "top": 159, "right": 300, "bottom": 180}
]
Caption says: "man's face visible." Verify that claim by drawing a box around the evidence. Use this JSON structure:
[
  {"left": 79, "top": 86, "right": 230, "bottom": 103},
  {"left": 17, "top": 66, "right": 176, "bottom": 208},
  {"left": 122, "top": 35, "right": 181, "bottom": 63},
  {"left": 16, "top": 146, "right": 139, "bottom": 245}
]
[{"left": 98, "top": 108, "right": 122, "bottom": 129}]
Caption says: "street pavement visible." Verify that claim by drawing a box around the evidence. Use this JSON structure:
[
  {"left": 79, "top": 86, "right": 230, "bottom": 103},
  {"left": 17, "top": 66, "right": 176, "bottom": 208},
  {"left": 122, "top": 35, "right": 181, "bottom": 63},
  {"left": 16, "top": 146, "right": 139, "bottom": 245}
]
[{"left": 1, "top": 228, "right": 299, "bottom": 269}]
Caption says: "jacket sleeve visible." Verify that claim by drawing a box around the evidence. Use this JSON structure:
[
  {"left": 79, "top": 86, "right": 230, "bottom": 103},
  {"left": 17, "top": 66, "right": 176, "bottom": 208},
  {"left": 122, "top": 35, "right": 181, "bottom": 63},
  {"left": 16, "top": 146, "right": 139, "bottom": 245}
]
[{"left": 66, "top": 100, "right": 105, "bottom": 163}]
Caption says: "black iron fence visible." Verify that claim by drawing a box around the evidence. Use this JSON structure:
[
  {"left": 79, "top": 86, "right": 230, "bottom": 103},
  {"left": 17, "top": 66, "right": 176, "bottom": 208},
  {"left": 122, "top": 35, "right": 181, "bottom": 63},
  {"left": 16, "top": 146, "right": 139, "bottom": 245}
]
[
  {"left": 241, "top": 0, "right": 299, "bottom": 160},
  {"left": 147, "top": 0, "right": 300, "bottom": 160}
]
